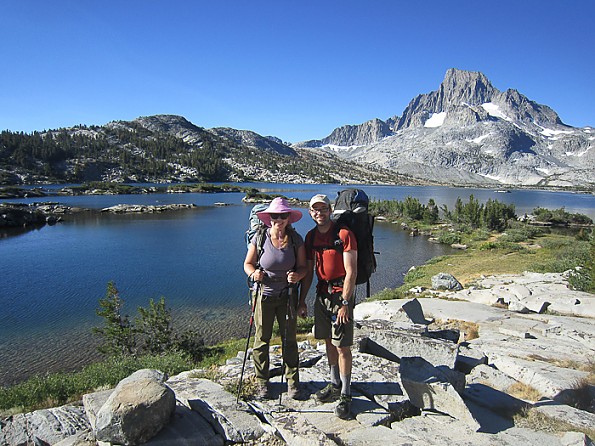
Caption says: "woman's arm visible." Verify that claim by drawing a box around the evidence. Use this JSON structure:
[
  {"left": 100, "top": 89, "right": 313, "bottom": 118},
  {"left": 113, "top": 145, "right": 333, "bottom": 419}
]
[{"left": 243, "top": 243, "right": 264, "bottom": 282}]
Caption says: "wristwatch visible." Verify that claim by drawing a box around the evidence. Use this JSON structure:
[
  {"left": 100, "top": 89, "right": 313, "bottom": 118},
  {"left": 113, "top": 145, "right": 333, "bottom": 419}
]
[{"left": 341, "top": 299, "right": 350, "bottom": 306}]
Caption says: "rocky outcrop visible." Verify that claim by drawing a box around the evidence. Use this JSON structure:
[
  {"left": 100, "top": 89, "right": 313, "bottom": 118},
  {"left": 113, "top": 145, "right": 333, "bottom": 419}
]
[
  {"left": 209, "top": 127, "right": 297, "bottom": 156},
  {"left": 125, "top": 115, "right": 211, "bottom": 147},
  {"left": 100, "top": 204, "right": 197, "bottom": 213},
  {"left": 2, "top": 273, "right": 594, "bottom": 445},
  {"left": 322, "top": 118, "right": 392, "bottom": 147},
  {"left": 0, "top": 204, "right": 62, "bottom": 228}
]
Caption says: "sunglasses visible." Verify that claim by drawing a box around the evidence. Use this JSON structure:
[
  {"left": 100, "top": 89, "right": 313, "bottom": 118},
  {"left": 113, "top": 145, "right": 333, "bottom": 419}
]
[{"left": 270, "top": 213, "right": 290, "bottom": 220}]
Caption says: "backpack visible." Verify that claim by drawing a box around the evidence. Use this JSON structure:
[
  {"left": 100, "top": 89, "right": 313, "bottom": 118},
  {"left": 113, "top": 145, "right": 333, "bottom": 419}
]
[
  {"left": 327, "top": 188, "right": 377, "bottom": 296},
  {"left": 245, "top": 203, "right": 269, "bottom": 250}
]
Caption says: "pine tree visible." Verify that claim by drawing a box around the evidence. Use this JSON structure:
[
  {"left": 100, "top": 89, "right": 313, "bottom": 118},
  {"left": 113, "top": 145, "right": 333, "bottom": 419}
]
[
  {"left": 136, "top": 297, "right": 174, "bottom": 354},
  {"left": 93, "top": 282, "right": 135, "bottom": 356}
]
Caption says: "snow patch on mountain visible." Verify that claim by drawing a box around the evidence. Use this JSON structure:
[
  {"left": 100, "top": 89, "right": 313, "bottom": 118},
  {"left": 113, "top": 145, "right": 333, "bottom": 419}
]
[
  {"left": 468, "top": 134, "right": 491, "bottom": 144},
  {"left": 481, "top": 102, "right": 512, "bottom": 121},
  {"left": 424, "top": 112, "right": 447, "bottom": 128}
]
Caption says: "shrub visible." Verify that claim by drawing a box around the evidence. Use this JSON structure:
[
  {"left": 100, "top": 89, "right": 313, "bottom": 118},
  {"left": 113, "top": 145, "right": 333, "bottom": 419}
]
[
  {"left": 532, "top": 207, "right": 593, "bottom": 226},
  {"left": 436, "top": 231, "right": 462, "bottom": 245},
  {"left": 529, "top": 238, "right": 592, "bottom": 291},
  {"left": 467, "top": 228, "right": 491, "bottom": 242},
  {"left": 478, "top": 241, "right": 526, "bottom": 252},
  {"left": 500, "top": 229, "right": 531, "bottom": 243},
  {"left": 566, "top": 267, "right": 592, "bottom": 292},
  {"left": 94, "top": 282, "right": 206, "bottom": 358}
]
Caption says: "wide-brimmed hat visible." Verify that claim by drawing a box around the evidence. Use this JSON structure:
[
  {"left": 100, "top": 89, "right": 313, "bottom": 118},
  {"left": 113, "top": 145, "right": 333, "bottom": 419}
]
[{"left": 256, "top": 197, "right": 303, "bottom": 227}]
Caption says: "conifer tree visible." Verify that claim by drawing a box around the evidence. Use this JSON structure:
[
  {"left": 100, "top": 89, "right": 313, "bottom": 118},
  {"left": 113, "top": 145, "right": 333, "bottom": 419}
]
[{"left": 93, "top": 282, "right": 135, "bottom": 356}]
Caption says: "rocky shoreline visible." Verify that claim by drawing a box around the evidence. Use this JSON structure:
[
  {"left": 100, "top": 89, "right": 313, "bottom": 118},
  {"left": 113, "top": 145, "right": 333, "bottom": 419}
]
[
  {"left": 2, "top": 271, "right": 593, "bottom": 445},
  {"left": 0, "top": 202, "right": 202, "bottom": 230}
]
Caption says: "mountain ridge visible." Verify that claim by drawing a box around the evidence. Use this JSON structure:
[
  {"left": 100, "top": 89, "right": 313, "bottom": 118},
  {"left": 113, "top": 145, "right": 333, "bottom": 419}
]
[{"left": 1, "top": 69, "right": 593, "bottom": 188}]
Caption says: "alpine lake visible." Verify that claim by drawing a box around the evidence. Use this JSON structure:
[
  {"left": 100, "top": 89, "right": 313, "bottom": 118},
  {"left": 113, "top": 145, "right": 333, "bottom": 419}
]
[{"left": 1, "top": 182, "right": 594, "bottom": 387}]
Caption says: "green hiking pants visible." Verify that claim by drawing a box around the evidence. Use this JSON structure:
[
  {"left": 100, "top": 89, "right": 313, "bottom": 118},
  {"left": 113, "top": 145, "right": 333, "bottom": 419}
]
[{"left": 253, "top": 288, "right": 299, "bottom": 386}]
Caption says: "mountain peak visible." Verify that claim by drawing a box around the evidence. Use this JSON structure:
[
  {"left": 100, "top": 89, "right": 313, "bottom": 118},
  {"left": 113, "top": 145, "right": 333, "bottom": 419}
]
[
  {"left": 397, "top": 69, "right": 500, "bottom": 129},
  {"left": 321, "top": 118, "right": 392, "bottom": 147},
  {"left": 440, "top": 68, "right": 496, "bottom": 105}
]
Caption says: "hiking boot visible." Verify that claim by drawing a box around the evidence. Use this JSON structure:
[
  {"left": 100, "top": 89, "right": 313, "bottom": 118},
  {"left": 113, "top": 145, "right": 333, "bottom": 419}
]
[
  {"left": 334, "top": 394, "right": 352, "bottom": 419},
  {"left": 254, "top": 382, "right": 270, "bottom": 400},
  {"left": 315, "top": 383, "right": 341, "bottom": 403},
  {"left": 287, "top": 384, "right": 306, "bottom": 400}
]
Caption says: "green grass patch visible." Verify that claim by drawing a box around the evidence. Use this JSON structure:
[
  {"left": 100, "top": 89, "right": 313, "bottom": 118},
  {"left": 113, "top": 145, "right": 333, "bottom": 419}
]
[
  {"left": 0, "top": 315, "right": 317, "bottom": 416},
  {"left": 0, "top": 352, "right": 195, "bottom": 415},
  {"left": 370, "top": 232, "right": 593, "bottom": 299}
]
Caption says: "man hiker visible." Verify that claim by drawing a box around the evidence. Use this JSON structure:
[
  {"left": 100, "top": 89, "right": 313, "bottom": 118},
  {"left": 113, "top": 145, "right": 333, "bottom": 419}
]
[{"left": 300, "top": 194, "right": 357, "bottom": 419}]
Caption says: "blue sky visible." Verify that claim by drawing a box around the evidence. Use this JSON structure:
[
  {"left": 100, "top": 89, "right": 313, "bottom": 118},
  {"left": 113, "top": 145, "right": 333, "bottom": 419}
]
[{"left": 2, "top": 0, "right": 594, "bottom": 142}]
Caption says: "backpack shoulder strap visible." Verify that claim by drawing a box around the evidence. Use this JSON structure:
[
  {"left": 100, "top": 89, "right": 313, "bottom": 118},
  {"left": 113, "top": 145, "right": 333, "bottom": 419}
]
[
  {"left": 306, "top": 224, "right": 343, "bottom": 252},
  {"left": 254, "top": 226, "right": 268, "bottom": 266},
  {"left": 287, "top": 226, "right": 301, "bottom": 247},
  {"left": 305, "top": 227, "right": 316, "bottom": 252},
  {"left": 286, "top": 226, "right": 301, "bottom": 262}
]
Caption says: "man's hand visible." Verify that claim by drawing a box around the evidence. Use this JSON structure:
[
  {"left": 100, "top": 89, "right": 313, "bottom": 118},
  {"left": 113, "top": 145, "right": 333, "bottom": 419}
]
[
  {"left": 297, "top": 302, "right": 308, "bottom": 318},
  {"left": 336, "top": 304, "right": 350, "bottom": 324}
]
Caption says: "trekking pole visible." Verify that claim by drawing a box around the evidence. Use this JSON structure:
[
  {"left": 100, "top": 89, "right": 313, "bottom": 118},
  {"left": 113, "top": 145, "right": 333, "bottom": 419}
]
[
  {"left": 278, "top": 281, "right": 298, "bottom": 407},
  {"left": 278, "top": 286, "right": 290, "bottom": 407},
  {"left": 236, "top": 281, "right": 261, "bottom": 404}
]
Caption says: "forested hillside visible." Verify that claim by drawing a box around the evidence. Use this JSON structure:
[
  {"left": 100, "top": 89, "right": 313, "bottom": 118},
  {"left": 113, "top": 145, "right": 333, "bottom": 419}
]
[{"left": 0, "top": 116, "right": 403, "bottom": 185}]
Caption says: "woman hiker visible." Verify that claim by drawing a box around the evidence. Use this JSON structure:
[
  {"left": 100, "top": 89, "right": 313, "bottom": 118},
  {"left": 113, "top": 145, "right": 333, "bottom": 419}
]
[{"left": 243, "top": 197, "right": 308, "bottom": 400}]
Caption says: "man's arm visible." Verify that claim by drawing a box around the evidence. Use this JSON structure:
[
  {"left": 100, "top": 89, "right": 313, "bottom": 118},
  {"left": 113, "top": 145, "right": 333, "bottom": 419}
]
[{"left": 336, "top": 248, "right": 357, "bottom": 324}]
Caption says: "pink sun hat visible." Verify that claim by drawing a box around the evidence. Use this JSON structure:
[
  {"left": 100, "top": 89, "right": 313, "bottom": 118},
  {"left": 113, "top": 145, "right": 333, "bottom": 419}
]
[{"left": 256, "top": 197, "right": 303, "bottom": 227}]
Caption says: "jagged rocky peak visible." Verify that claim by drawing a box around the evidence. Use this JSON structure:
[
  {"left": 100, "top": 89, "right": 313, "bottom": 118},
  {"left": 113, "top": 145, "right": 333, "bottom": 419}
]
[
  {"left": 495, "top": 88, "right": 563, "bottom": 127},
  {"left": 396, "top": 68, "right": 568, "bottom": 131},
  {"left": 439, "top": 68, "right": 496, "bottom": 107},
  {"left": 322, "top": 117, "right": 392, "bottom": 147},
  {"left": 398, "top": 68, "right": 497, "bottom": 129}
]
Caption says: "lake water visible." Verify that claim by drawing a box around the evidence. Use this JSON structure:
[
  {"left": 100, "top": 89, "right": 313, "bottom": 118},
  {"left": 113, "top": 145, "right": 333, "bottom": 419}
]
[{"left": 1, "top": 183, "right": 594, "bottom": 386}]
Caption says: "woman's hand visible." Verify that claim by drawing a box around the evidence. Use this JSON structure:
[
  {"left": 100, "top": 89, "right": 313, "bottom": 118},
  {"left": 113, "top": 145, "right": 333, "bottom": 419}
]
[
  {"left": 287, "top": 270, "right": 301, "bottom": 284},
  {"left": 251, "top": 269, "right": 265, "bottom": 282}
]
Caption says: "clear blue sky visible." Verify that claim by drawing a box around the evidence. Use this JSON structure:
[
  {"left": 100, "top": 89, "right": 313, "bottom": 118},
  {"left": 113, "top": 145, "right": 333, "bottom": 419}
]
[{"left": 2, "top": 0, "right": 594, "bottom": 143}]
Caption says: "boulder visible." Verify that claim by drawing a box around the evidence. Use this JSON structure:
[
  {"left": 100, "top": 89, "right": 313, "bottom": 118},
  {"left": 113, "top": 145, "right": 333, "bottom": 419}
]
[
  {"left": 91, "top": 369, "right": 176, "bottom": 445},
  {"left": 166, "top": 376, "right": 266, "bottom": 443},
  {"left": 354, "top": 298, "right": 433, "bottom": 325},
  {"left": 357, "top": 319, "right": 459, "bottom": 369},
  {"left": 399, "top": 357, "right": 480, "bottom": 431},
  {"left": 431, "top": 272, "right": 463, "bottom": 291},
  {"left": 53, "top": 431, "right": 96, "bottom": 446},
  {"left": 465, "top": 364, "right": 530, "bottom": 416}
]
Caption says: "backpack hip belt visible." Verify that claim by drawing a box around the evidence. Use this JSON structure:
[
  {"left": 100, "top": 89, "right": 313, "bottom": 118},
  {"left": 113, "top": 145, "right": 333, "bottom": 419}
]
[
  {"left": 261, "top": 288, "right": 290, "bottom": 302},
  {"left": 263, "top": 276, "right": 289, "bottom": 285},
  {"left": 317, "top": 277, "right": 345, "bottom": 295}
]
